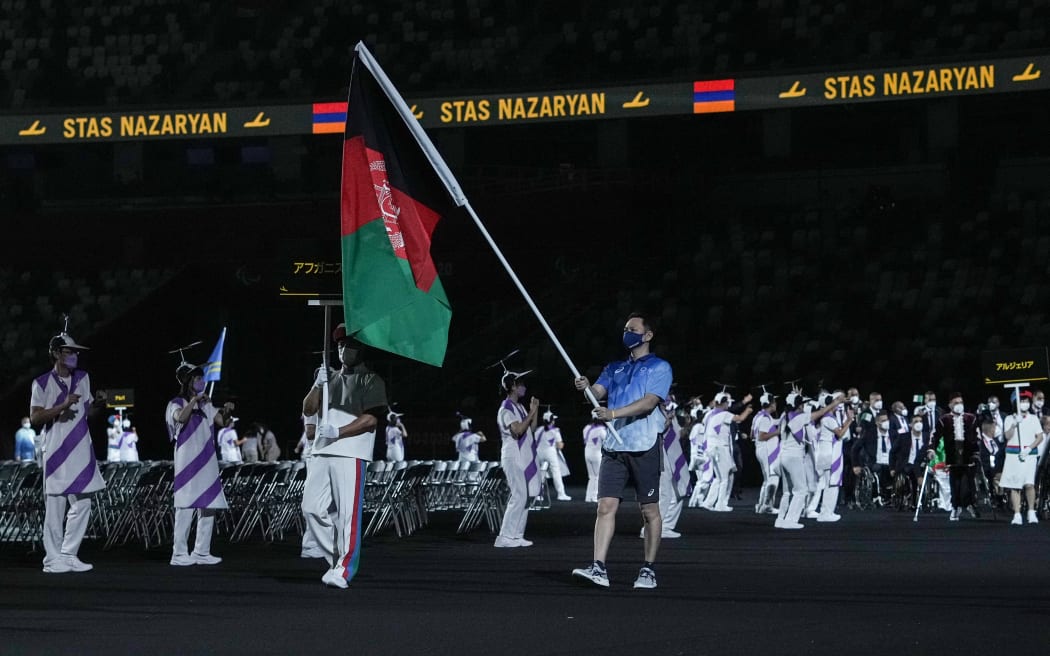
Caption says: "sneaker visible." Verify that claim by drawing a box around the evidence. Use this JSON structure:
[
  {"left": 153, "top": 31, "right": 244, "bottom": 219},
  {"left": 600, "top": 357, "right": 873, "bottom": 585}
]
[
  {"left": 777, "top": 521, "right": 804, "bottom": 529},
  {"left": 65, "top": 555, "right": 93, "bottom": 572},
  {"left": 755, "top": 503, "right": 763, "bottom": 513},
  {"left": 493, "top": 535, "right": 521, "bottom": 548},
  {"left": 1011, "top": 513, "right": 1023, "bottom": 526},
  {"left": 773, "top": 518, "right": 784, "bottom": 528},
  {"left": 300, "top": 548, "right": 327, "bottom": 559},
  {"left": 191, "top": 552, "right": 222, "bottom": 565},
  {"left": 321, "top": 569, "right": 348, "bottom": 589},
  {"left": 556, "top": 494, "right": 573, "bottom": 501},
  {"left": 805, "top": 510, "right": 820, "bottom": 519},
  {"left": 572, "top": 563, "right": 609, "bottom": 588},
  {"left": 965, "top": 506, "right": 978, "bottom": 519},
  {"left": 42, "top": 558, "right": 73, "bottom": 574},
  {"left": 1027, "top": 511, "right": 1039, "bottom": 524},
  {"left": 514, "top": 537, "right": 533, "bottom": 547},
  {"left": 661, "top": 529, "right": 681, "bottom": 538},
  {"left": 949, "top": 508, "right": 960, "bottom": 521},
  {"left": 816, "top": 513, "right": 841, "bottom": 522},
  {"left": 170, "top": 554, "right": 195, "bottom": 566},
  {"left": 711, "top": 505, "right": 733, "bottom": 512},
  {"left": 633, "top": 567, "right": 657, "bottom": 589}
]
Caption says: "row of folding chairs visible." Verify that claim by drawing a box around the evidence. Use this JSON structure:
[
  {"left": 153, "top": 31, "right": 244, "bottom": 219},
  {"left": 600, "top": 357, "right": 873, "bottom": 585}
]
[{"left": 0, "top": 461, "right": 43, "bottom": 545}]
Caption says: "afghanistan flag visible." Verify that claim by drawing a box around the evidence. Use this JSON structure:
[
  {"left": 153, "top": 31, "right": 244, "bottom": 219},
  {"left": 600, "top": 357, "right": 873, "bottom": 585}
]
[{"left": 340, "top": 44, "right": 457, "bottom": 366}]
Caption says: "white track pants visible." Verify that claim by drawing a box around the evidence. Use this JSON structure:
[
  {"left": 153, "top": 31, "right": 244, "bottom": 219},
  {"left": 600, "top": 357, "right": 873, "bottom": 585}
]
[
  {"left": 498, "top": 455, "right": 529, "bottom": 540},
  {"left": 536, "top": 448, "right": 566, "bottom": 497},
  {"left": 301, "top": 455, "right": 366, "bottom": 583},
  {"left": 173, "top": 507, "right": 217, "bottom": 556},
  {"left": 703, "top": 445, "right": 734, "bottom": 509},
  {"left": 584, "top": 446, "right": 601, "bottom": 502},
  {"left": 755, "top": 442, "right": 781, "bottom": 512},
  {"left": 777, "top": 449, "right": 808, "bottom": 524},
  {"left": 660, "top": 467, "right": 683, "bottom": 529},
  {"left": 43, "top": 493, "right": 91, "bottom": 567}
]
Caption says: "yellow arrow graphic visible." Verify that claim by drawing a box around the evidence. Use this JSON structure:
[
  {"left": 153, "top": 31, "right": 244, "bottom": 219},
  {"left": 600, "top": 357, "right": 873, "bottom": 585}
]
[
  {"left": 18, "top": 120, "right": 46, "bottom": 136},
  {"left": 243, "top": 112, "right": 271, "bottom": 128},
  {"left": 778, "top": 81, "right": 807, "bottom": 98},
  {"left": 1013, "top": 62, "right": 1041, "bottom": 82}
]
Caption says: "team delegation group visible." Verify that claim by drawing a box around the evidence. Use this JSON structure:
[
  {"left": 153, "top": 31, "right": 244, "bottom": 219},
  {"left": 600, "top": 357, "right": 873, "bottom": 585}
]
[{"left": 28, "top": 314, "right": 1046, "bottom": 589}]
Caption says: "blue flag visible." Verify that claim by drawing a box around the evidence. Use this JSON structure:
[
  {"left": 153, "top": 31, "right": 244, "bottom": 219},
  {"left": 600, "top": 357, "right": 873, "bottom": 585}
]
[{"left": 203, "top": 327, "right": 226, "bottom": 383}]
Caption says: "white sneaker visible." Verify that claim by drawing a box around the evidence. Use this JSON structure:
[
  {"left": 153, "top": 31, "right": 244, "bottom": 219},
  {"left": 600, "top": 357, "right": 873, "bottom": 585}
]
[
  {"left": 949, "top": 508, "right": 960, "bottom": 521},
  {"left": 321, "top": 569, "right": 348, "bottom": 589},
  {"left": 773, "top": 518, "right": 784, "bottom": 528},
  {"left": 1027, "top": 511, "right": 1039, "bottom": 524},
  {"left": 493, "top": 535, "right": 521, "bottom": 548},
  {"left": 191, "top": 552, "right": 222, "bottom": 565},
  {"left": 805, "top": 510, "right": 820, "bottom": 519},
  {"left": 1011, "top": 513, "right": 1023, "bottom": 526},
  {"left": 65, "top": 555, "right": 93, "bottom": 572},
  {"left": 633, "top": 567, "right": 657, "bottom": 589},
  {"left": 661, "top": 529, "right": 681, "bottom": 538},
  {"left": 711, "top": 505, "right": 733, "bottom": 512},
  {"left": 557, "top": 494, "right": 572, "bottom": 501},
  {"left": 514, "top": 537, "right": 533, "bottom": 547},
  {"left": 816, "top": 514, "right": 841, "bottom": 523},
  {"left": 777, "top": 521, "right": 804, "bottom": 529},
  {"left": 572, "top": 563, "right": 609, "bottom": 588},
  {"left": 42, "top": 558, "right": 73, "bottom": 574},
  {"left": 170, "top": 554, "right": 195, "bottom": 566}
]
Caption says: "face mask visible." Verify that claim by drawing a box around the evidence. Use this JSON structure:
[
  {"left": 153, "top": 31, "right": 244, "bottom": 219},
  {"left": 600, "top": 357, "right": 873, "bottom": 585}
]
[
  {"left": 22, "top": 421, "right": 30, "bottom": 429},
  {"left": 897, "top": 409, "right": 907, "bottom": 417},
  {"left": 1020, "top": 402, "right": 1031, "bottom": 412},
  {"left": 988, "top": 402, "right": 998, "bottom": 411},
  {"left": 61, "top": 353, "right": 78, "bottom": 369},
  {"left": 192, "top": 379, "right": 206, "bottom": 394},
  {"left": 872, "top": 400, "right": 883, "bottom": 411},
  {"left": 1035, "top": 399, "right": 1045, "bottom": 409},
  {"left": 952, "top": 403, "right": 964, "bottom": 414},
  {"left": 622, "top": 330, "right": 645, "bottom": 350},
  {"left": 926, "top": 401, "right": 936, "bottom": 409},
  {"left": 912, "top": 424, "right": 923, "bottom": 433},
  {"left": 850, "top": 395, "right": 860, "bottom": 404},
  {"left": 339, "top": 346, "right": 360, "bottom": 366},
  {"left": 879, "top": 421, "right": 889, "bottom": 430}
]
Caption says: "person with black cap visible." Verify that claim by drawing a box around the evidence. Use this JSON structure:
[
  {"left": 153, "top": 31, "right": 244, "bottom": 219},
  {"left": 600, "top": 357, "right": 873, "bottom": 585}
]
[
  {"left": 493, "top": 366, "right": 541, "bottom": 547},
  {"left": 166, "top": 359, "right": 234, "bottom": 566},
  {"left": 301, "top": 323, "right": 388, "bottom": 588},
  {"left": 30, "top": 328, "right": 107, "bottom": 573}
]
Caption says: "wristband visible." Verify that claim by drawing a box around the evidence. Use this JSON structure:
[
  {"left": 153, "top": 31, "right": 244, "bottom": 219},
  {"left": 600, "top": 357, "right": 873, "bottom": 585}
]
[{"left": 611, "top": 410, "right": 616, "bottom": 419}]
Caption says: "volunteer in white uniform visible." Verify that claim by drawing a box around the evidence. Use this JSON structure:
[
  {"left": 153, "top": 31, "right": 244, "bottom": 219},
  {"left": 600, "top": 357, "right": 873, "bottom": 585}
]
[
  {"left": 302, "top": 324, "right": 388, "bottom": 588},
  {"left": 647, "top": 400, "right": 688, "bottom": 538},
  {"left": 217, "top": 418, "right": 243, "bottom": 463},
  {"left": 106, "top": 417, "right": 123, "bottom": 462},
  {"left": 752, "top": 393, "right": 782, "bottom": 514},
  {"left": 1002, "top": 391, "right": 1043, "bottom": 525},
  {"left": 582, "top": 419, "right": 605, "bottom": 503},
  {"left": 775, "top": 392, "right": 844, "bottom": 529},
  {"left": 385, "top": 410, "right": 406, "bottom": 463},
  {"left": 452, "top": 416, "right": 486, "bottom": 464},
  {"left": 535, "top": 410, "right": 571, "bottom": 501},
  {"left": 166, "top": 361, "right": 233, "bottom": 566},
  {"left": 807, "top": 391, "right": 852, "bottom": 522},
  {"left": 120, "top": 426, "right": 139, "bottom": 462},
  {"left": 30, "top": 330, "right": 107, "bottom": 573},
  {"left": 701, "top": 392, "right": 753, "bottom": 511},
  {"left": 494, "top": 369, "right": 540, "bottom": 548}
]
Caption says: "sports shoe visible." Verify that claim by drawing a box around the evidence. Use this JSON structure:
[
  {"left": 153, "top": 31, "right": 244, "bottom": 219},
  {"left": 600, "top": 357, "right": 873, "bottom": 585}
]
[
  {"left": 1011, "top": 513, "right": 1023, "bottom": 525},
  {"left": 711, "top": 505, "right": 733, "bottom": 512},
  {"left": 1027, "top": 511, "right": 1039, "bottom": 524},
  {"left": 633, "top": 567, "right": 657, "bottom": 589},
  {"left": 805, "top": 510, "right": 820, "bottom": 519},
  {"left": 514, "top": 537, "right": 533, "bottom": 547},
  {"left": 65, "top": 555, "right": 93, "bottom": 572},
  {"left": 191, "top": 552, "right": 222, "bottom": 565},
  {"left": 777, "top": 521, "right": 804, "bottom": 529},
  {"left": 661, "top": 528, "right": 681, "bottom": 538},
  {"left": 170, "top": 554, "right": 195, "bottom": 566},
  {"left": 42, "top": 558, "right": 73, "bottom": 574},
  {"left": 816, "top": 513, "right": 841, "bottom": 523},
  {"left": 321, "top": 569, "right": 348, "bottom": 589},
  {"left": 572, "top": 563, "right": 609, "bottom": 588},
  {"left": 493, "top": 535, "right": 521, "bottom": 548},
  {"left": 965, "top": 506, "right": 978, "bottom": 519},
  {"left": 949, "top": 508, "right": 960, "bottom": 521},
  {"left": 556, "top": 494, "right": 573, "bottom": 501}
]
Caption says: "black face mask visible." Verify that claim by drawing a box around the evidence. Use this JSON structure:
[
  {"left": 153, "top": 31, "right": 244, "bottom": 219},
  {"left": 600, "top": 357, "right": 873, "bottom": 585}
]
[{"left": 339, "top": 346, "right": 361, "bottom": 367}]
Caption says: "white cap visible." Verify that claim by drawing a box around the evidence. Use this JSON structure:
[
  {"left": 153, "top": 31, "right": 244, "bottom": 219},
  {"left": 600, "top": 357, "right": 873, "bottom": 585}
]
[{"left": 459, "top": 417, "right": 472, "bottom": 431}]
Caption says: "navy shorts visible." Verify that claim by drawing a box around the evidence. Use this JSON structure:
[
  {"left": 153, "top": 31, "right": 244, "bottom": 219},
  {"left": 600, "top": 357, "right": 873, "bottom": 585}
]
[{"left": 596, "top": 440, "right": 662, "bottom": 504}]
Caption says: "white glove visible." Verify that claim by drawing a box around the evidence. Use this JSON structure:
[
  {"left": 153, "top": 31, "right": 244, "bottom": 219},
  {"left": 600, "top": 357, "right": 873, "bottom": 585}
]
[
  {"left": 316, "top": 424, "right": 339, "bottom": 440},
  {"left": 314, "top": 367, "right": 329, "bottom": 388}
]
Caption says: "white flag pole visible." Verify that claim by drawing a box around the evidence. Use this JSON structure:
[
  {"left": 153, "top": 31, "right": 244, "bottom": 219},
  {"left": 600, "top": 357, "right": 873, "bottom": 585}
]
[{"left": 353, "top": 42, "right": 621, "bottom": 444}]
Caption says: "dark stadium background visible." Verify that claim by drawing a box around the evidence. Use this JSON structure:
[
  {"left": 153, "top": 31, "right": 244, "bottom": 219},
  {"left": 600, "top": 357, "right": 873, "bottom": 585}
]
[{"left": 2, "top": 2, "right": 1049, "bottom": 483}]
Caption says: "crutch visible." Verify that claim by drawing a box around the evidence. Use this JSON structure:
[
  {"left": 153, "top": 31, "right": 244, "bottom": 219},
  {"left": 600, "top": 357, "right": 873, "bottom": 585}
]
[{"left": 913, "top": 461, "right": 930, "bottom": 522}]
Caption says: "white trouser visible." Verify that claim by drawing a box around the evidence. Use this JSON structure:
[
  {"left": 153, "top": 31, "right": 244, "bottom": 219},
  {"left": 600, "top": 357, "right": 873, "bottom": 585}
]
[
  {"left": 808, "top": 471, "right": 831, "bottom": 513},
  {"left": 777, "top": 448, "right": 808, "bottom": 524},
  {"left": 386, "top": 445, "right": 404, "bottom": 462},
  {"left": 498, "top": 453, "right": 529, "bottom": 540},
  {"left": 659, "top": 467, "right": 683, "bottom": 529},
  {"left": 535, "top": 447, "right": 566, "bottom": 497},
  {"left": 300, "top": 459, "right": 321, "bottom": 553},
  {"left": 173, "top": 507, "right": 217, "bottom": 556},
  {"left": 755, "top": 442, "right": 781, "bottom": 511},
  {"left": 43, "top": 493, "right": 91, "bottom": 566},
  {"left": 689, "top": 457, "right": 715, "bottom": 506},
  {"left": 584, "top": 446, "right": 601, "bottom": 502},
  {"left": 703, "top": 445, "right": 734, "bottom": 509},
  {"left": 935, "top": 469, "right": 952, "bottom": 510},
  {"left": 301, "top": 455, "right": 365, "bottom": 582}
]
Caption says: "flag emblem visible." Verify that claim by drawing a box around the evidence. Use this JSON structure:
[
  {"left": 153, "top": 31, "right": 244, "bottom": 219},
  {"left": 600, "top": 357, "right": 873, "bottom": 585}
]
[{"left": 693, "top": 79, "right": 736, "bottom": 114}]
